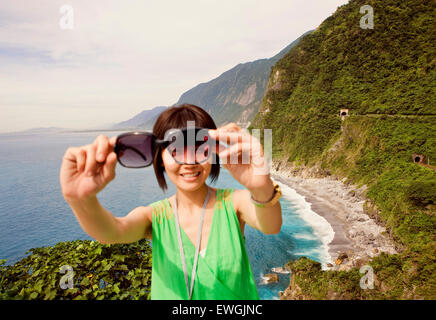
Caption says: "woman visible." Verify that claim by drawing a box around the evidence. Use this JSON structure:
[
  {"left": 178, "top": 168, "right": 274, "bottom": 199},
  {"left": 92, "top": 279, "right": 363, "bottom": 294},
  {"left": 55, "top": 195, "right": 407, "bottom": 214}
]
[{"left": 60, "top": 104, "right": 282, "bottom": 300}]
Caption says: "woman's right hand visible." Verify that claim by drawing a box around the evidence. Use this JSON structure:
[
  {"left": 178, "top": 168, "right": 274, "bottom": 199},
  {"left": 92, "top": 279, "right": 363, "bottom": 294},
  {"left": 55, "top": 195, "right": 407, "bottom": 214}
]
[{"left": 60, "top": 134, "right": 118, "bottom": 202}]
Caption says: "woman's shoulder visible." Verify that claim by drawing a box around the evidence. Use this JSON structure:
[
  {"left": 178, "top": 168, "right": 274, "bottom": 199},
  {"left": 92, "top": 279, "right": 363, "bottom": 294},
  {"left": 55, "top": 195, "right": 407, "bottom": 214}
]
[
  {"left": 229, "top": 189, "right": 250, "bottom": 212},
  {"left": 218, "top": 187, "right": 234, "bottom": 197},
  {"left": 216, "top": 187, "right": 247, "bottom": 207},
  {"left": 147, "top": 197, "right": 173, "bottom": 224},
  {"left": 148, "top": 197, "right": 168, "bottom": 214}
]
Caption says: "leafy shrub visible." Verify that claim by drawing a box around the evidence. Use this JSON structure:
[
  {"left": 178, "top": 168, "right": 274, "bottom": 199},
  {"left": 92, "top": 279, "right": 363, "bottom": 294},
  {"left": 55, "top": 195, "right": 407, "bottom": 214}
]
[
  {"left": 405, "top": 180, "right": 436, "bottom": 207},
  {"left": 0, "top": 239, "right": 152, "bottom": 300}
]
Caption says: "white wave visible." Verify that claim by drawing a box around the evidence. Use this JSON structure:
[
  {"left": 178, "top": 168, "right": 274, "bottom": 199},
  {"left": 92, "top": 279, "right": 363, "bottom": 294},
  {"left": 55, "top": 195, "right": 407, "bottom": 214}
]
[
  {"left": 273, "top": 178, "right": 335, "bottom": 268},
  {"left": 271, "top": 266, "right": 290, "bottom": 274},
  {"left": 290, "top": 247, "right": 324, "bottom": 257},
  {"left": 258, "top": 272, "right": 275, "bottom": 285},
  {"left": 292, "top": 233, "right": 318, "bottom": 241}
]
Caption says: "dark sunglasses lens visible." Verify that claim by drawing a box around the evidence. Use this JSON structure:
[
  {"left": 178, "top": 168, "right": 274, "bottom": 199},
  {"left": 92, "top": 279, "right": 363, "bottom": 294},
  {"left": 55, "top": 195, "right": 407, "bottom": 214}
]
[{"left": 116, "top": 134, "right": 153, "bottom": 168}]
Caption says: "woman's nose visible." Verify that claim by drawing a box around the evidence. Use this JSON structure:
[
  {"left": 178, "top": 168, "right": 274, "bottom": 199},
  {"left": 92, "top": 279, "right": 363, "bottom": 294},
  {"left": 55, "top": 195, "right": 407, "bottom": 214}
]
[{"left": 184, "top": 146, "right": 197, "bottom": 164}]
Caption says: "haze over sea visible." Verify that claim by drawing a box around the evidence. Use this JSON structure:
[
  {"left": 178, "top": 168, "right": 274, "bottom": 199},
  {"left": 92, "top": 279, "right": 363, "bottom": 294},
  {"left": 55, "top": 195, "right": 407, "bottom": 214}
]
[{"left": 0, "top": 130, "right": 332, "bottom": 300}]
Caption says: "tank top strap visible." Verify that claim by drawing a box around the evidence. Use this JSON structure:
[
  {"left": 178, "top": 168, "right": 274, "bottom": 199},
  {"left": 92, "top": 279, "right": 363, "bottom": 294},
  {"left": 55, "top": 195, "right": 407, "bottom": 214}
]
[
  {"left": 215, "top": 187, "right": 233, "bottom": 211},
  {"left": 149, "top": 199, "right": 174, "bottom": 225}
]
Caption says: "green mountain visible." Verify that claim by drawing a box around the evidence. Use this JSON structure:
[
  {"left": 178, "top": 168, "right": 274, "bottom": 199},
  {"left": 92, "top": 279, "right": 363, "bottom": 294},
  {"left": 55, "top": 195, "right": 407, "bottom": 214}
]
[
  {"left": 251, "top": 0, "right": 436, "bottom": 299},
  {"left": 176, "top": 31, "right": 312, "bottom": 127},
  {"left": 111, "top": 32, "right": 310, "bottom": 131}
]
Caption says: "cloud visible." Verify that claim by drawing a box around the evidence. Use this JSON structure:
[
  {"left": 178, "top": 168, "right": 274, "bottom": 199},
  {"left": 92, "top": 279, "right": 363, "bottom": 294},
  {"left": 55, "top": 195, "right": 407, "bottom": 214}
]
[{"left": 0, "top": 0, "right": 349, "bottom": 133}]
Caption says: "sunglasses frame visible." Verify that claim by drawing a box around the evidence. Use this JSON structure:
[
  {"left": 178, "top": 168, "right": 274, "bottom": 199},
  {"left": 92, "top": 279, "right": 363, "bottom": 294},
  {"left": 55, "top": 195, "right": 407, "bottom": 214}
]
[{"left": 114, "top": 128, "right": 217, "bottom": 168}]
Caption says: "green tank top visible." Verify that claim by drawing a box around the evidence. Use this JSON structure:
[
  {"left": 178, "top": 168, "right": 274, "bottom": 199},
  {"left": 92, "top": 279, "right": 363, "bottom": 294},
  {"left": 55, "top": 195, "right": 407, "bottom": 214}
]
[{"left": 149, "top": 187, "right": 259, "bottom": 300}]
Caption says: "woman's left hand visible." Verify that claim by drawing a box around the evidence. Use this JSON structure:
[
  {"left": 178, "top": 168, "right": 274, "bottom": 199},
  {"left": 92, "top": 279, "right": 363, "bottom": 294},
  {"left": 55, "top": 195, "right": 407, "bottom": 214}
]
[{"left": 208, "top": 123, "right": 272, "bottom": 193}]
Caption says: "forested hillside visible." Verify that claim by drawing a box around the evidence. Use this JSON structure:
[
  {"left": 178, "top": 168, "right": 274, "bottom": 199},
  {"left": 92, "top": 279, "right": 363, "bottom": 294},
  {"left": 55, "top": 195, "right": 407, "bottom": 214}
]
[{"left": 251, "top": 0, "right": 436, "bottom": 299}]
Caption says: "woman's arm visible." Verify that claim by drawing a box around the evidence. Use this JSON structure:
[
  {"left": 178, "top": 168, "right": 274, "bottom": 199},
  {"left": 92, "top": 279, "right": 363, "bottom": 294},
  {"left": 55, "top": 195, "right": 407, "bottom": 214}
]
[
  {"left": 208, "top": 123, "right": 282, "bottom": 235},
  {"left": 66, "top": 196, "right": 152, "bottom": 244},
  {"left": 60, "top": 134, "right": 152, "bottom": 244},
  {"left": 234, "top": 180, "right": 282, "bottom": 235}
]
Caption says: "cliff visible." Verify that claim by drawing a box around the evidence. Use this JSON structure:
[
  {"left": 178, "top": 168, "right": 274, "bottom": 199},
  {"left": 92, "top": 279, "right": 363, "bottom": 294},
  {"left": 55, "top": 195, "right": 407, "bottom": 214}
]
[{"left": 251, "top": 0, "right": 436, "bottom": 299}]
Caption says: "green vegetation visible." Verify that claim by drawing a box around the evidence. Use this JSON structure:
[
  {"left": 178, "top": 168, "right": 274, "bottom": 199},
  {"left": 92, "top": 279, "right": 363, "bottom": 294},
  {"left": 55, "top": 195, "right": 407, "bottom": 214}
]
[
  {"left": 0, "top": 239, "right": 151, "bottom": 300},
  {"left": 284, "top": 258, "right": 365, "bottom": 300},
  {"left": 251, "top": 0, "right": 436, "bottom": 299},
  {"left": 252, "top": 0, "right": 435, "bottom": 163}
]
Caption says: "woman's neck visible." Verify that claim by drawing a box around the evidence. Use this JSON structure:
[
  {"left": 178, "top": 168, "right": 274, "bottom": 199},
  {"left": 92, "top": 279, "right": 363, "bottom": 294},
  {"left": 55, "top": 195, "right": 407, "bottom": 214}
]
[{"left": 175, "top": 184, "right": 209, "bottom": 214}]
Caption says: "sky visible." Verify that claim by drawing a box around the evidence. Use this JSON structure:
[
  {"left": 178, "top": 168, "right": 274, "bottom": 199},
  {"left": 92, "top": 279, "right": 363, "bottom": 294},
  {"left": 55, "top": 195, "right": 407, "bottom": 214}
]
[{"left": 0, "top": 0, "right": 349, "bottom": 133}]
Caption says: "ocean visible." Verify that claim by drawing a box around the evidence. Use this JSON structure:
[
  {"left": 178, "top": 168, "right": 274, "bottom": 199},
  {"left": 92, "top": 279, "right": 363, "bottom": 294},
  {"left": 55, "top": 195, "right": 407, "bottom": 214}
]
[{"left": 0, "top": 130, "right": 333, "bottom": 300}]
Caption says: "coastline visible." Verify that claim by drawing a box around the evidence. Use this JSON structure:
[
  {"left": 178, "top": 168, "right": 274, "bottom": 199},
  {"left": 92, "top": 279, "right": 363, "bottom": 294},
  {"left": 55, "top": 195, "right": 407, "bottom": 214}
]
[{"left": 270, "top": 159, "right": 398, "bottom": 272}]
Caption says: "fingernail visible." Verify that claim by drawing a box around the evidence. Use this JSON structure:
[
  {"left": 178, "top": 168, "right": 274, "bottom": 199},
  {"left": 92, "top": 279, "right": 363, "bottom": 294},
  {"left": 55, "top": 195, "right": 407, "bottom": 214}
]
[{"left": 97, "top": 153, "right": 104, "bottom": 161}]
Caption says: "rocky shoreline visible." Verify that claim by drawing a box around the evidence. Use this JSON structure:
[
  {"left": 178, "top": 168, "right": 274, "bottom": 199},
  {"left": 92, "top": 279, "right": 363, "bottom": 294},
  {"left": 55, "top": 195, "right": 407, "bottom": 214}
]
[{"left": 269, "top": 159, "right": 399, "bottom": 275}]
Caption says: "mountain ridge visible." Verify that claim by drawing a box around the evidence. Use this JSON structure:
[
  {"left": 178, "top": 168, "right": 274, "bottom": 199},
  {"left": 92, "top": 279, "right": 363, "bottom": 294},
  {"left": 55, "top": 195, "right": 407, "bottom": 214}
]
[{"left": 174, "top": 30, "right": 313, "bottom": 127}]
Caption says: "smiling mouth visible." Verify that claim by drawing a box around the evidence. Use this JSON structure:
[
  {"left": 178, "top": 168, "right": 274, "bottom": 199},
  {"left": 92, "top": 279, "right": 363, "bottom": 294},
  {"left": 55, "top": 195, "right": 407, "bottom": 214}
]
[{"left": 180, "top": 172, "right": 201, "bottom": 177}]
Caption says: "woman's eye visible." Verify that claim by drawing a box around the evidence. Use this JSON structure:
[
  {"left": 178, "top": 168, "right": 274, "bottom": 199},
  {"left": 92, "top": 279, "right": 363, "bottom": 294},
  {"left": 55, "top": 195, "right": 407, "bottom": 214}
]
[{"left": 195, "top": 144, "right": 209, "bottom": 157}]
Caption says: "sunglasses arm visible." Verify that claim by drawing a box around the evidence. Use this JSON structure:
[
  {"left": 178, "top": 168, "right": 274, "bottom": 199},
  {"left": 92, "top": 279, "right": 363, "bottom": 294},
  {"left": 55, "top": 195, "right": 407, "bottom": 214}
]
[{"left": 154, "top": 138, "right": 168, "bottom": 145}]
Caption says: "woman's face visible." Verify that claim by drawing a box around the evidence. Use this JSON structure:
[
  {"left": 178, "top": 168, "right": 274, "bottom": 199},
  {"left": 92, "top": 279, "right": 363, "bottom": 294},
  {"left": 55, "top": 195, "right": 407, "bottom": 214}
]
[{"left": 161, "top": 147, "right": 212, "bottom": 192}]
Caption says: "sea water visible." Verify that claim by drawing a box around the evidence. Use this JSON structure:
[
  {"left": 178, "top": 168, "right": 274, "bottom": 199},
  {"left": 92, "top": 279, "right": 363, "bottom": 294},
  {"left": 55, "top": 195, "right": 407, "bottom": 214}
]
[{"left": 0, "top": 130, "right": 333, "bottom": 300}]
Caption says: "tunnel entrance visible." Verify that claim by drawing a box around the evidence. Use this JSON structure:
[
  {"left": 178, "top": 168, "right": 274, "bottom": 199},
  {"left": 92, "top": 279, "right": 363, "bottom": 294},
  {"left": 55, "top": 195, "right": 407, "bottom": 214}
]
[
  {"left": 412, "top": 154, "right": 427, "bottom": 164},
  {"left": 340, "top": 109, "right": 349, "bottom": 120}
]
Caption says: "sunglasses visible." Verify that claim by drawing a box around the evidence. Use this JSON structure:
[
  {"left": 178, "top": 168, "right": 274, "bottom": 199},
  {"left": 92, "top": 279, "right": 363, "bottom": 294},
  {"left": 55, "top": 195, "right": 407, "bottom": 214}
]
[{"left": 114, "top": 127, "right": 218, "bottom": 168}]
